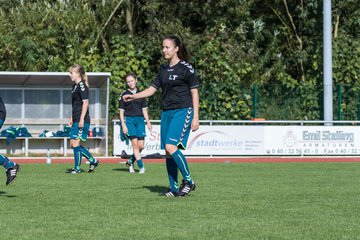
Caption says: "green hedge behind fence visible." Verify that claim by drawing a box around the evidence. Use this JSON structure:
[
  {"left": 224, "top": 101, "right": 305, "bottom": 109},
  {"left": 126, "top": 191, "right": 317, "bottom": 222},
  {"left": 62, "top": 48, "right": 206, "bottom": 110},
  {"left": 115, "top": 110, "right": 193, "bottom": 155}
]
[{"left": 250, "top": 83, "right": 360, "bottom": 121}]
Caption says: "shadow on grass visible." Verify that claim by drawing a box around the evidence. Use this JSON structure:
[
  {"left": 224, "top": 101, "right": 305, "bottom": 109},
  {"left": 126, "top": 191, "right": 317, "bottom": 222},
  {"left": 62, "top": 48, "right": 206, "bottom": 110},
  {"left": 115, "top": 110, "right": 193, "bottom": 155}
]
[
  {"left": 143, "top": 185, "right": 168, "bottom": 194},
  {"left": 0, "top": 191, "right": 17, "bottom": 198},
  {"left": 112, "top": 167, "right": 130, "bottom": 172}
]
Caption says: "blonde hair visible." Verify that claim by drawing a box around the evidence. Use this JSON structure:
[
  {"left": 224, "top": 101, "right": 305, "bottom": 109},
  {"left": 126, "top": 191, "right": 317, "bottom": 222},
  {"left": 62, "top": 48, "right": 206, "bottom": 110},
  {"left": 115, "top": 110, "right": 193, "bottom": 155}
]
[{"left": 69, "top": 63, "right": 89, "bottom": 87}]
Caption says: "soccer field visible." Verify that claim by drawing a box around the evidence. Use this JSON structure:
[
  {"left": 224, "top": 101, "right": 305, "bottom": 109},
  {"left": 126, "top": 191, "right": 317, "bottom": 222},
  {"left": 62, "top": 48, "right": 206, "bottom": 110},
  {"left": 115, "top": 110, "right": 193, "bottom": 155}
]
[{"left": 0, "top": 162, "right": 359, "bottom": 240}]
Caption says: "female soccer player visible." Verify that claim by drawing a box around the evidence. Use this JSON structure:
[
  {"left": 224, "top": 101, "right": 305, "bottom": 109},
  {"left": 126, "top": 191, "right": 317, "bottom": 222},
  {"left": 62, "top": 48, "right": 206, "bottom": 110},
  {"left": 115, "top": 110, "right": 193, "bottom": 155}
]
[
  {"left": 123, "top": 35, "right": 199, "bottom": 197},
  {"left": 0, "top": 97, "right": 20, "bottom": 185},
  {"left": 119, "top": 73, "right": 152, "bottom": 174},
  {"left": 68, "top": 64, "right": 99, "bottom": 174}
]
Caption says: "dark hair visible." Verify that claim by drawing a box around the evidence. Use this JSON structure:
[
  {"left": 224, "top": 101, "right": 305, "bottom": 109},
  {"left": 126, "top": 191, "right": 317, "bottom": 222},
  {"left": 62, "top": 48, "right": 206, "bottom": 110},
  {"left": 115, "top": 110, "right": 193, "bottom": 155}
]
[
  {"left": 164, "top": 35, "right": 189, "bottom": 62},
  {"left": 125, "top": 73, "right": 137, "bottom": 81}
]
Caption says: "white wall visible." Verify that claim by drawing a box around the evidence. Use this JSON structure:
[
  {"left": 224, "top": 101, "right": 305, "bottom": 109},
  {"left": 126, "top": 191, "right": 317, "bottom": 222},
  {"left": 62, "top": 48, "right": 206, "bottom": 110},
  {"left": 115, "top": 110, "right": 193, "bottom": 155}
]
[{"left": 113, "top": 123, "right": 360, "bottom": 156}]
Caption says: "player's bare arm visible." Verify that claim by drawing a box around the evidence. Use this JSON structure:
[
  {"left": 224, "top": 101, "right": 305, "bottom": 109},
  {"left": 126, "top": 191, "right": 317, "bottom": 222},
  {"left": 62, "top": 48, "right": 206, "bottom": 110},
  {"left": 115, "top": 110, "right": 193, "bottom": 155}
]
[
  {"left": 142, "top": 108, "right": 152, "bottom": 131},
  {"left": 190, "top": 88, "right": 199, "bottom": 131},
  {"left": 123, "top": 86, "right": 157, "bottom": 102},
  {"left": 119, "top": 109, "right": 128, "bottom": 135}
]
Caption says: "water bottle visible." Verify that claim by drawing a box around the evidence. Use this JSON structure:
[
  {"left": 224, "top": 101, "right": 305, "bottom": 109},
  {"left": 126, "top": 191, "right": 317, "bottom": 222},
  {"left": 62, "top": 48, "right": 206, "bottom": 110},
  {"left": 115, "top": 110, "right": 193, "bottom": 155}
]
[{"left": 46, "top": 148, "right": 52, "bottom": 164}]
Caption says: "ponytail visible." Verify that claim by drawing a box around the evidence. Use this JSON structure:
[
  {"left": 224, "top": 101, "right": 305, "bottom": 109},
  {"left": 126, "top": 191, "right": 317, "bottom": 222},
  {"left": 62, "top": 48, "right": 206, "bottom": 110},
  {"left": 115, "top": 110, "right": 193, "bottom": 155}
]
[
  {"left": 83, "top": 74, "right": 89, "bottom": 88},
  {"left": 164, "top": 35, "right": 189, "bottom": 62},
  {"left": 69, "top": 63, "right": 89, "bottom": 88}
]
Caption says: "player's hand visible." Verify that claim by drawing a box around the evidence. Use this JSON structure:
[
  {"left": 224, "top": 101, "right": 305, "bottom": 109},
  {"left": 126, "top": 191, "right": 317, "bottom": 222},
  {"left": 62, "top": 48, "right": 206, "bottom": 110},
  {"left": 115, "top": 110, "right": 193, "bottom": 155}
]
[
  {"left": 123, "top": 94, "right": 133, "bottom": 102},
  {"left": 191, "top": 118, "right": 199, "bottom": 131},
  {"left": 79, "top": 120, "right": 84, "bottom": 128},
  {"left": 122, "top": 126, "right": 128, "bottom": 135},
  {"left": 69, "top": 118, "right": 73, "bottom": 127},
  {"left": 147, "top": 123, "right": 152, "bottom": 131}
]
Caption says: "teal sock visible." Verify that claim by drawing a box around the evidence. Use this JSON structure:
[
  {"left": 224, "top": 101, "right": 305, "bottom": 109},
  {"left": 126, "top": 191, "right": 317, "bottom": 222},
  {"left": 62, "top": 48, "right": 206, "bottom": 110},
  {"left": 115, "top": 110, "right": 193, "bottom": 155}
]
[
  {"left": 171, "top": 150, "right": 192, "bottom": 184},
  {"left": 79, "top": 146, "right": 95, "bottom": 164},
  {"left": 127, "top": 155, "right": 135, "bottom": 165},
  {"left": 166, "top": 157, "right": 179, "bottom": 192},
  {"left": 137, "top": 159, "right": 144, "bottom": 169},
  {"left": 0, "top": 154, "right": 15, "bottom": 169},
  {"left": 73, "top": 146, "right": 82, "bottom": 171}
]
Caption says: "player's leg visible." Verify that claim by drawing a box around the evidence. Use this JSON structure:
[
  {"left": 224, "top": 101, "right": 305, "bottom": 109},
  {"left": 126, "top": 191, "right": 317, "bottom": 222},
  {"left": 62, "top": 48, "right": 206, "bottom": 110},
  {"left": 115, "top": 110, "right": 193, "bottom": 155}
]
[
  {"left": 69, "top": 123, "right": 82, "bottom": 173},
  {"left": 125, "top": 154, "right": 136, "bottom": 167},
  {"left": 86, "top": 147, "right": 100, "bottom": 173},
  {"left": 135, "top": 117, "right": 146, "bottom": 174},
  {"left": 129, "top": 137, "right": 142, "bottom": 173},
  {"left": 166, "top": 144, "right": 196, "bottom": 196},
  {"left": 76, "top": 123, "right": 99, "bottom": 173},
  {"left": 0, "top": 119, "right": 20, "bottom": 185},
  {"left": 160, "top": 110, "right": 180, "bottom": 196},
  {"left": 170, "top": 149, "right": 196, "bottom": 197},
  {"left": 0, "top": 119, "right": 15, "bottom": 169},
  {"left": 164, "top": 108, "right": 196, "bottom": 196},
  {"left": 70, "top": 140, "right": 82, "bottom": 173},
  {"left": 137, "top": 138, "right": 145, "bottom": 174},
  {"left": 0, "top": 153, "right": 15, "bottom": 169},
  {"left": 165, "top": 108, "right": 193, "bottom": 182},
  {"left": 0, "top": 153, "right": 20, "bottom": 185},
  {"left": 126, "top": 117, "right": 137, "bottom": 173},
  {"left": 164, "top": 151, "right": 179, "bottom": 196}
]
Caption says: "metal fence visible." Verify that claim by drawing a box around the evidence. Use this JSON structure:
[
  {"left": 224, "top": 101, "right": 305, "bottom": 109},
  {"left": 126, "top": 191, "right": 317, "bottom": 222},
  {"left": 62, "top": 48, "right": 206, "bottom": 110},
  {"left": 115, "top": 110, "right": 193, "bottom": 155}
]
[{"left": 251, "top": 83, "right": 360, "bottom": 121}]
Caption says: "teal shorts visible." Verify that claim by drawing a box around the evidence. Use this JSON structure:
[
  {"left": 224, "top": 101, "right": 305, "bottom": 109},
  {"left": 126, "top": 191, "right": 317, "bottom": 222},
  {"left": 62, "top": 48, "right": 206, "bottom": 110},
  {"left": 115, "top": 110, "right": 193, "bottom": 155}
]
[
  {"left": 70, "top": 122, "right": 90, "bottom": 141},
  {"left": 125, "top": 116, "right": 146, "bottom": 139},
  {"left": 160, "top": 108, "right": 193, "bottom": 150}
]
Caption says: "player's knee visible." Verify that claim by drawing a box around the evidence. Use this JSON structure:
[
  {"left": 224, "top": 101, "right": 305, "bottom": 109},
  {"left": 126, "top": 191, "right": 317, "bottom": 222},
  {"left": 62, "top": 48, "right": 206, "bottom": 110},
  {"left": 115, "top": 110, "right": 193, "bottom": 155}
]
[
  {"left": 138, "top": 144, "right": 144, "bottom": 151},
  {"left": 165, "top": 144, "right": 177, "bottom": 154},
  {"left": 70, "top": 140, "right": 80, "bottom": 148},
  {"left": 132, "top": 143, "right": 140, "bottom": 151}
]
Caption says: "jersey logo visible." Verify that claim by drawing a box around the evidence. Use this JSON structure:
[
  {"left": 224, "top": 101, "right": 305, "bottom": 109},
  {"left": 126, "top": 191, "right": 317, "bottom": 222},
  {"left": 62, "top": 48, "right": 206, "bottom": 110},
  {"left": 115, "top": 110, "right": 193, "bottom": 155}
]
[
  {"left": 79, "top": 82, "right": 85, "bottom": 91},
  {"left": 180, "top": 61, "right": 195, "bottom": 74},
  {"left": 169, "top": 75, "right": 178, "bottom": 81}
]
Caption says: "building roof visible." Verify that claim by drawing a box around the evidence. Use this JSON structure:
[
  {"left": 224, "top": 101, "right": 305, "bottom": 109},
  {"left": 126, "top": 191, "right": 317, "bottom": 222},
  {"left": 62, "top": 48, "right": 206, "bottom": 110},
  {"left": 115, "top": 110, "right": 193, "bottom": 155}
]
[{"left": 0, "top": 72, "right": 111, "bottom": 87}]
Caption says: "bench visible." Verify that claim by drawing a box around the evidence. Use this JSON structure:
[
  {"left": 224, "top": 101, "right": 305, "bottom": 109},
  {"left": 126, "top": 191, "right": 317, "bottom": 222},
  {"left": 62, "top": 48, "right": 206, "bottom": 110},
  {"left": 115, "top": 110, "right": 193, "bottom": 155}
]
[{"left": 0, "top": 136, "right": 105, "bottom": 156}]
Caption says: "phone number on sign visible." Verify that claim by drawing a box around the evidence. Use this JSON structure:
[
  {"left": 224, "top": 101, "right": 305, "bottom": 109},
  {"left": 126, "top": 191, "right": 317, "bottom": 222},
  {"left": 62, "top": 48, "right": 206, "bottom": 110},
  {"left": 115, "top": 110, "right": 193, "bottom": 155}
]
[{"left": 266, "top": 148, "right": 360, "bottom": 155}]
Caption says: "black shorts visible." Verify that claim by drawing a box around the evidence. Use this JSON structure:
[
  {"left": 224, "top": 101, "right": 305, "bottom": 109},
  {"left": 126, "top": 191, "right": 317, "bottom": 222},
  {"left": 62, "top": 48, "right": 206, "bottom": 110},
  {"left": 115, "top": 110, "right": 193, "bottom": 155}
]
[{"left": 129, "top": 136, "right": 145, "bottom": 141}]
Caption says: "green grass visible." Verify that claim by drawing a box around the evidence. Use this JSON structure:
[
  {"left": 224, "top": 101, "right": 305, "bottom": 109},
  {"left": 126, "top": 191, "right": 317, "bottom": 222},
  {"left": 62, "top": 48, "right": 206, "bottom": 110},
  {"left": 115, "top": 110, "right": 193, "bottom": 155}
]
[{"left": 1, "top": 162, "right": 360, "bottom": 240}]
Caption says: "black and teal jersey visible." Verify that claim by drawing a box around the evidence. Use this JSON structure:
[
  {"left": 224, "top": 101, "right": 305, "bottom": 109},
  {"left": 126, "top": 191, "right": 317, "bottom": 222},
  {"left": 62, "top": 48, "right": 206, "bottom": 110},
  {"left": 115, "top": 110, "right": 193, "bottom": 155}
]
[
  {"left": 0, "top": 97, "right": 6, "bottom": 121},
  {"left": 71, "top": 81, "right": 90, "bottom": 123},
  {"left": 151, "top": 60, "right": 199, "bottom": 110},
  {"left": 119, "top": 89, "right": 148, "bottom": 117}
]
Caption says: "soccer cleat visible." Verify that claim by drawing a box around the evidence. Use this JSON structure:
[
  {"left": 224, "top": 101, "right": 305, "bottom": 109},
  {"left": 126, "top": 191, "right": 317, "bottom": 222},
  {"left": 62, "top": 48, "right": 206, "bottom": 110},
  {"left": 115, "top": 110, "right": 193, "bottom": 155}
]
[
  {"left": 139, "top": 168, "right": 145, "bottom": 174},
  {"left": 163, "top": 189, "right": 178, "bottom": 197},
  {"left": 69, "top": 169, "right": 81, "bottom": 174},
  {"left": 177, "top": 180, "right": 196, "bottom": 197},
  {"left": 6, "top": 164, "right": 20, "bottom": 185},
  {"left": 129, "top": 165, "right": 135, "bottom": 173},
  {"left": 88, "top": 160, "right": 100, "bottom": 173},
  {"left": 65, "top": 168, "right": 84, "bottom": 174}
]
